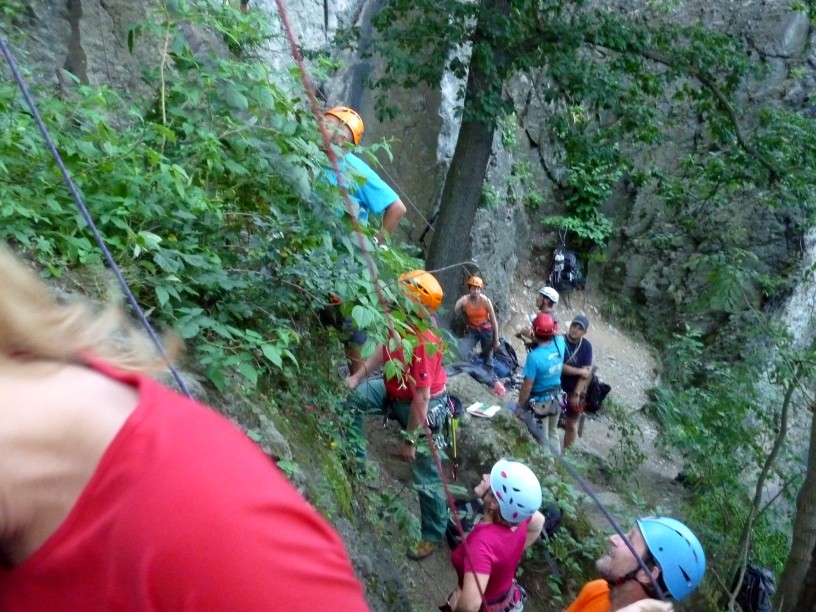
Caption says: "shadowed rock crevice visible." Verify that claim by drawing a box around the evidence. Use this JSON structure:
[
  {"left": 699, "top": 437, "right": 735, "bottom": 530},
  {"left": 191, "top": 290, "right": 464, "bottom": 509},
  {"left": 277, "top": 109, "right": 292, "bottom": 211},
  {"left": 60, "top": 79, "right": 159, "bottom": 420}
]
[{"left": 63, "top": 0, "right": 89, "bottom": 83}]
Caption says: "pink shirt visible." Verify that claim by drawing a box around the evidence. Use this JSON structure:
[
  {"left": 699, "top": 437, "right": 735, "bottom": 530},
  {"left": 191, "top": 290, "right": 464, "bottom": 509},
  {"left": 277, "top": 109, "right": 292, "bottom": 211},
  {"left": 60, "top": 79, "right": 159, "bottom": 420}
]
[
  {"left": 0, "top": 363, "right": 368, "bottom": 611},
  {"left": 450, "top": 518, "right": 531, "bottom": 601}
]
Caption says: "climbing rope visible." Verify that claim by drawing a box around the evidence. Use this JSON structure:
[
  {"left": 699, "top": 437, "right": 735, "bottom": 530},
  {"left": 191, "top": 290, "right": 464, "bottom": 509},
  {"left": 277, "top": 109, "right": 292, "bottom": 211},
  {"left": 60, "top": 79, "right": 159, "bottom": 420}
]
[
  {"left": 0, "top": 32, "right": 193, "bottom": 399},
  {"left": 269, "top": 0, "right": 667, "bottom": 603},
  {"left": 270, "top": 0, "right": 491, "bottom": 607}
]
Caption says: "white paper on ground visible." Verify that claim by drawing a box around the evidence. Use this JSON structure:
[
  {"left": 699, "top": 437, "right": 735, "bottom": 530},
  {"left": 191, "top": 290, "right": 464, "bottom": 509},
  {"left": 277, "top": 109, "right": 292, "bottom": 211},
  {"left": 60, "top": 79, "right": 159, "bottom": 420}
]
[{"left": 466, "top": 403, "right": 502, "bottom": 418}]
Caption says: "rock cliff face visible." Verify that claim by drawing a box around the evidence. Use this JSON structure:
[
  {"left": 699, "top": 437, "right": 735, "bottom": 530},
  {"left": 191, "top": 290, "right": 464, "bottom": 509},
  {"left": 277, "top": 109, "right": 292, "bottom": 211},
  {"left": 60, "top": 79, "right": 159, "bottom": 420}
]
[
  {"left": 4, "top": 0, "right": 814, "bottom": 342},
  {"left": 505, "top": 1, "right": 815, "bottom": 342}
]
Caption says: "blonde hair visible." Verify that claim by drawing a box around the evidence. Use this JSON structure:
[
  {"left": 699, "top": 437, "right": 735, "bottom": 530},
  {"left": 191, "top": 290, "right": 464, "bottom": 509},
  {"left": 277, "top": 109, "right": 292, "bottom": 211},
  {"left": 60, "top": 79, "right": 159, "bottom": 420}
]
[{"left": 0, "top": 247, "right": 180, "bottom": 373}]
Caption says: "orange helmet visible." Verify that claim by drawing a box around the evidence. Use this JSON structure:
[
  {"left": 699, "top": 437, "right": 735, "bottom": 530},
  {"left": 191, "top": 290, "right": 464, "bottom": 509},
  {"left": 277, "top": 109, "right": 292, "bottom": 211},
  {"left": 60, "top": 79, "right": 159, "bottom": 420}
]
[
  {"left": 399, "top": 270, "right": 443, "bottom": 313},
  {"left": 467, "top": 276, "right": 484, "bottom": 288},
  {"left": 532, "top": 312, "right": 557, "bottom": 339},
  {"left": 324, "top": 106, "right": 365, "bottom": 145}
]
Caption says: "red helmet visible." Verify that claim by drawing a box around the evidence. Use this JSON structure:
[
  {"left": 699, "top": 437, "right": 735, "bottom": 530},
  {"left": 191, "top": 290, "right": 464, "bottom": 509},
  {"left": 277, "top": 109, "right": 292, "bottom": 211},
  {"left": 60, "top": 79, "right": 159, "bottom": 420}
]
[{"left": 531, "top": 312, "right": 557, "bottom": 339}]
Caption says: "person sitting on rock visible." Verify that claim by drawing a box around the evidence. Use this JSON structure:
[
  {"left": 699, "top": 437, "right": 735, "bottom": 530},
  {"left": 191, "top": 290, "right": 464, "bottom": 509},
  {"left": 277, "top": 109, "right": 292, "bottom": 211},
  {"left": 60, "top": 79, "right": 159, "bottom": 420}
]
[
  {"left": 454, "top": 276, "right": 499, "bottom": 369},
  {"left": 441, "top": 460, "right": 545, "bottom": 612},
  {"left": 515, "top": 312, "right": 566, "bottom": 456},
  {"left": 518, "top": 286, "right": 559, "bottom": 350},
  {"left": 565, "top": 517, "right": 705, "bottom": 612},
  {"left": 561, "top": 314, "right": 593, "bottom": 451}
]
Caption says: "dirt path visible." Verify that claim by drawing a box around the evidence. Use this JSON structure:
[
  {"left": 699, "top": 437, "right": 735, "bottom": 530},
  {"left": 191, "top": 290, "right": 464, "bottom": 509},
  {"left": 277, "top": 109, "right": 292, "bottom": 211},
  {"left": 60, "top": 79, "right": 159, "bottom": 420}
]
[{"left": 503, "top": 284, "right": 688, "bottom": 529}]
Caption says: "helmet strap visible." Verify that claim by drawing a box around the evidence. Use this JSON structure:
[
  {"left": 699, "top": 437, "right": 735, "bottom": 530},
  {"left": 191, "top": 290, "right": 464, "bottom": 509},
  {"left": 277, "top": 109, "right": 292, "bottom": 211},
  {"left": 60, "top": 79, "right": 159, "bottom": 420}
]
[
  {"left": 606, "top": 568, "right": 659, "bottom": 598},
  {"left": 606, "top": 569, "right": 642, "bottom": 590}
]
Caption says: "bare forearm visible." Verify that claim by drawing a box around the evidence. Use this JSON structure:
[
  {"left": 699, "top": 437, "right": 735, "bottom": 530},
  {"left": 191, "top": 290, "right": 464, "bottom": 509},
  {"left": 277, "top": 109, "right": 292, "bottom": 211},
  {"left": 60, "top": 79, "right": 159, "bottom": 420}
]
[
  {"left": 347, "top": 347, "right": 384, "bottom": 388},
  {"left": 517, "top": 379, "right": 533, "bottom": 408},
  {"left": 381, "top": 199, "right": 406, "bottom": 236},
  {"left": 561, "top": 364, "right": 590, "bottom": 377},
  {"left": 407, "top": 387, "right": 430, "bottom": 433}
]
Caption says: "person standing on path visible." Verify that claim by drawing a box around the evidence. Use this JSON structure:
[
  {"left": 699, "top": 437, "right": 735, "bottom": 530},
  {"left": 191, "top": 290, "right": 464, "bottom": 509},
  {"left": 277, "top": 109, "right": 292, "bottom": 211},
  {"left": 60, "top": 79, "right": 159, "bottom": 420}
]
[
  {"left": 561, "top": 314, "right": 593, "bottom": 450},
  {"left": 518, "top": 286, "right": 559, "bottom": 350},
  {"left": 515, "top": 312, "right": 566, "bottom": 456},
  {"left": 454, "top": 276, "right": 499, "bottom": 369}
]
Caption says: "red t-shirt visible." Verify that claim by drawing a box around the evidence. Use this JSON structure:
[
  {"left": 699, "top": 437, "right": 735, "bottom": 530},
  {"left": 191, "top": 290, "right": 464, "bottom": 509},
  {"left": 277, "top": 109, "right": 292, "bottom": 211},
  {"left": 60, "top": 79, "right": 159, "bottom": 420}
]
[
  {"left": 383, "top": 327, "right": 446, "bottom": 401},
  {"left": 450, "top": 518, "right": 530, "bottom": 602},
  {"left": 0, "top": 363, "right": 368, "bottom": 611}
]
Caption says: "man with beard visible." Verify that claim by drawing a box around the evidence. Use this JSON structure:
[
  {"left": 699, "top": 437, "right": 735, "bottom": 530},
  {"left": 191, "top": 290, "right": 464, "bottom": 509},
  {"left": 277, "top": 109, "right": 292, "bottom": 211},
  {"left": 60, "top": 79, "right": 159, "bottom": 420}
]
[
  {"left": 561, "top": 314, "right": 593, "bottom": 450},
  {"left": 565, "top": 517, "right": 705, "bottom": 611}
]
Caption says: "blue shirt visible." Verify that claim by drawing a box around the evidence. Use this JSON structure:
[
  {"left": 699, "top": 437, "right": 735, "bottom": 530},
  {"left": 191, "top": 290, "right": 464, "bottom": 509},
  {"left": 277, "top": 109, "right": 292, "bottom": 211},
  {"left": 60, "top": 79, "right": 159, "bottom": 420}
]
[
  {"left": 323, "top": 153, "right": 399, "bottom": 223},
  {"left": 523, "top": 336, "right": 566, "bottom": 396}
]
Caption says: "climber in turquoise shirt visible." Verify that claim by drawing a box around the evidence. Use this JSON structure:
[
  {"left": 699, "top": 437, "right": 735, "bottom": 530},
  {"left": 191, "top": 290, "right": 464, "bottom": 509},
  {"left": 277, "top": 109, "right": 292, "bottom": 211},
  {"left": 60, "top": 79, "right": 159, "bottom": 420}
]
[{"left": 322, "top": 106, "right": 406, "bottom": 241}]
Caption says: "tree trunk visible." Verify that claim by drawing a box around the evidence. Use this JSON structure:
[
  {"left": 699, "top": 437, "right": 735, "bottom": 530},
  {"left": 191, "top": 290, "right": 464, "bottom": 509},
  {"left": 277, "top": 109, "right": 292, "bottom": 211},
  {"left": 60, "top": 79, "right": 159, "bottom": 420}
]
[
  {"left": 425, "top": 0, "right": 510, "bottom": 323},
  {"left": 780, "top": 402, "right": 816, "bottom": 611},
  {"left": 794, "top": 537, "right": 816, "bottom": 611},
  {"left": 425, "top": 74, "right": 496, "bottom": 323}
]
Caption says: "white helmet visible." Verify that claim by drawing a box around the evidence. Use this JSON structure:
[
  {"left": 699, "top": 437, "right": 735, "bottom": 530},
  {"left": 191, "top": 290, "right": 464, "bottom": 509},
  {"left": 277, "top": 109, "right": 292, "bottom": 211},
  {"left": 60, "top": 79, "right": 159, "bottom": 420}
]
[
  {"left": 489, "top": 460, "right": 542, "bottom": 523},
  {"left": 538, "top": 286, "right": 559, "bottom": 304}
]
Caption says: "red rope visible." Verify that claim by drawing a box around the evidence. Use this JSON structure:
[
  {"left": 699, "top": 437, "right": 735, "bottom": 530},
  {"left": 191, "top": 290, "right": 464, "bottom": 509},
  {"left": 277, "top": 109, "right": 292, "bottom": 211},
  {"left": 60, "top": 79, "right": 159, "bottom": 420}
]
[{"left": 271, "top": 1, "right": 489, "bottom": 609}]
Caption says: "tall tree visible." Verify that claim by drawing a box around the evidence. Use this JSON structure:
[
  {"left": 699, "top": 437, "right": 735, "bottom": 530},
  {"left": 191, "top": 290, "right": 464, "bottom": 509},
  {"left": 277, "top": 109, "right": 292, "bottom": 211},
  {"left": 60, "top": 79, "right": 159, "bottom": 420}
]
[
  {"left": 357, "top": 0, "right": 816, "bottom": 602},
  {"left": 780, "top": 397, "right": 816, "bottom": 609},
  {"left": 423, "top": 0, "right": 511, "bottom": 317},
  {"left": 359, "top": 0, "right": 782, "bottom": 313}
]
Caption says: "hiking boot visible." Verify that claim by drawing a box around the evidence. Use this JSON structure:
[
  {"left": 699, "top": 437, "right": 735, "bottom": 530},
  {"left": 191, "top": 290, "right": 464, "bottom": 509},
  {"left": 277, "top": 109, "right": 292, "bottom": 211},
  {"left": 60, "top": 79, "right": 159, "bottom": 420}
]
[{"left": 406, "top": 540, "right": 438, "bottom": 561}]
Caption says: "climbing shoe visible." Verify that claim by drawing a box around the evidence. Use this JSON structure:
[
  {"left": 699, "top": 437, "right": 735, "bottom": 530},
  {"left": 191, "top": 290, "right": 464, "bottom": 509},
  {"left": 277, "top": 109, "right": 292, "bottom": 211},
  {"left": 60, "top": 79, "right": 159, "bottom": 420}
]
[{"left": 406, "top": 540, "right": 438, "bottom": 561}]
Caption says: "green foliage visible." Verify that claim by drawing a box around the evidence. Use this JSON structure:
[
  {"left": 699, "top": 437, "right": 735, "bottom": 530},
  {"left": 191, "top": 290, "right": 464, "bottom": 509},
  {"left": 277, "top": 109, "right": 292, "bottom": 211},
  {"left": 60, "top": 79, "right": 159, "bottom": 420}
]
[
  {"left": 661, "top": 326, "right": 706, "bottom": 388},
  {"left": 0, "top": 0, "right": 429, "bottom": 391},
  {"left": 604, "top": 402, "right": 647, "bottom": 476},
  {"left": 649, "top": 334, "right": 803, "bottom": 600}
]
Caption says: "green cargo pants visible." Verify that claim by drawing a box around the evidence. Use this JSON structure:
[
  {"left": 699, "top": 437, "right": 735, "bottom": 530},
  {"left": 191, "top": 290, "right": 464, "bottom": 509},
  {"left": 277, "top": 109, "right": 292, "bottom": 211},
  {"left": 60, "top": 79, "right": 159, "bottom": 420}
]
[{"left": 348, "top": 378, "right": 448, "bottom": 543}]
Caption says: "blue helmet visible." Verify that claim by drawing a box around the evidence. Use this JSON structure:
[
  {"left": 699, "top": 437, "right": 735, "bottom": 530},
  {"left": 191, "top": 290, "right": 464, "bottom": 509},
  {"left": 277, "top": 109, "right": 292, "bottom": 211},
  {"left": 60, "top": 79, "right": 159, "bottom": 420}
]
[{"left": 637, "top": 517, "right": 706, "bottom": 600}]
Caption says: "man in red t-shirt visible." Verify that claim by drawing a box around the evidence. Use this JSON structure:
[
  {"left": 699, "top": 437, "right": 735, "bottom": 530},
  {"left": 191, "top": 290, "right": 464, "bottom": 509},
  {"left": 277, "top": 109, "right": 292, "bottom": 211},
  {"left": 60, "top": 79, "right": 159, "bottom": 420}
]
[{"left": 346, "top": 270, "right": 448, "bottom": 562}]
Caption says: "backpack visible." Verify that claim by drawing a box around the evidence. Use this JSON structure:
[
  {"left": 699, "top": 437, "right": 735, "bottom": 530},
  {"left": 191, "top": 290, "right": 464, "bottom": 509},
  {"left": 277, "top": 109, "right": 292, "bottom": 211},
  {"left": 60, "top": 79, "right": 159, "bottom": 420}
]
[
  {"left": 730, "top": 564, "right": 776, "bottom": 612},
  {"left": 562, "top": 250, "right": 577, "bottom": 273},
  {"left": 585, "top": 373, "right": 611, "bottom": 414},
  {"left": 493, "top": 337, "right": 519, "bottom": 378},
  {"left": 551, "top": 248, "right": 586, "bottom": 290},
  {"left": 540, "top": 502, "right": 562, "bottom": 540}
]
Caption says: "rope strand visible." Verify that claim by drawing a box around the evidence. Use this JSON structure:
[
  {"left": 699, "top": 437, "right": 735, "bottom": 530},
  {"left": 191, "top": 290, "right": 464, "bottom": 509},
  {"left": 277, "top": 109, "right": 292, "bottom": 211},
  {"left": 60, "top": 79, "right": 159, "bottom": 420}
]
[{"left": 0, "top": 32, "right": 193, "bottom": 398}]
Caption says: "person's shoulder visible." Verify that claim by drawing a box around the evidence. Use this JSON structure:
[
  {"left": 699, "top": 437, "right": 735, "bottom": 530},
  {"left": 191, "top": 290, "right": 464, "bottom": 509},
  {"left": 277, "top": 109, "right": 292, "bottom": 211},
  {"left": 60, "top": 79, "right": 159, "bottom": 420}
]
[
  {"left": 344, "top": 152, "right": 376, "bottom": 174},
  {"left": 566, "top": 579, "right": 610, "bottom": 610}
]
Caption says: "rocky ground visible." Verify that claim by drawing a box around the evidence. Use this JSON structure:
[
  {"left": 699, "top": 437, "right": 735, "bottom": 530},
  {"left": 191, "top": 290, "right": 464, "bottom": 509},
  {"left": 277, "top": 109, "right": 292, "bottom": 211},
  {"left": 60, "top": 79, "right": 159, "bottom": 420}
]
[{"left": 504, "top": 285, "right": 690, "bottom": 533}]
